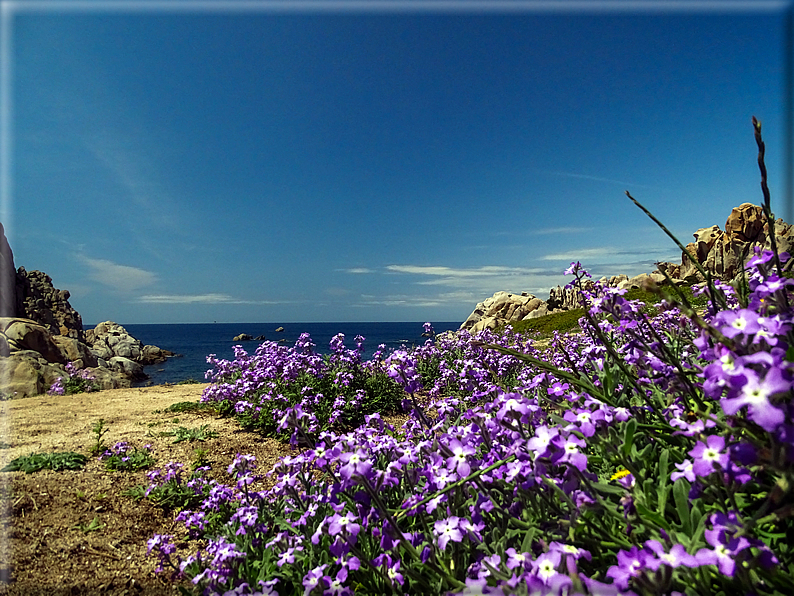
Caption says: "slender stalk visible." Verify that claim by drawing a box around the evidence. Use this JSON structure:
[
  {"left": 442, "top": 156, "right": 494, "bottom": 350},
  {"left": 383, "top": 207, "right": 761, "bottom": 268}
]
[
  {"left": 626, "top": 191, "right": 727, "bottom": 312},
  {"left": 752, "top": 116, "right": 789, "bottom": 311},
  {"left": 394, "top": 453, "right": 517, "bottom": 520}
]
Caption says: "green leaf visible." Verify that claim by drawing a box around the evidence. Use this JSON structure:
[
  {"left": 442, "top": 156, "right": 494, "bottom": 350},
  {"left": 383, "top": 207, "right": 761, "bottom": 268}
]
[
  {"left": 591, "top": 481, "right": 626, "bottom": 496},
  {"left": 520, "top": 527, "right": 537, "bottom": 553},
  {"left": 635, "top": 502, "right": 672, "bottom": 532},
  {"left": 690, "top": 504, "right": 704, "bottom": 536},
  {"left": 673, "top": 478, "right": 692, "bottom": 535},
  {"left": 634, "top": 443, "right": 654, "bottom": 462},
  {"left": 657, "top": 449, "right": 671, "bottom": 516},
  {"left": 621, "top": 419, "right": 637, "bottom": 459}
]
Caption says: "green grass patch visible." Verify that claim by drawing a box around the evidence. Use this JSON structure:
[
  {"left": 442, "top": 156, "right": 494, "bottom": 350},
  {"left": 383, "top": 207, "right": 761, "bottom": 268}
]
[
  {"left": 508, "top": 308, "right": 586, "bottom": 336},
  {"left": 505, "top": 282, "right": 709, "bottom": 338},
  {"left": 2, "top": 451, "right": 88, "bottom": 473},
  {"left": 161, "top": 401, "right": 218, "bottom": 415}
]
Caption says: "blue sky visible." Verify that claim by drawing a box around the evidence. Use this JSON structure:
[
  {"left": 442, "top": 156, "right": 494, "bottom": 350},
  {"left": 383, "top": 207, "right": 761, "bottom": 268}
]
[{"left": 2, "top": 1, "right": 791, "bottom": 325}]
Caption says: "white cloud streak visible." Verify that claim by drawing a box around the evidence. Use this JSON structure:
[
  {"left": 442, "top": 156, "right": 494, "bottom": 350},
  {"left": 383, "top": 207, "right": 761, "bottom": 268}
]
[
  {"left": 540, "top": 246, "right": 674, "bottom": 261},
  {"left": 355, "top": 290, "right": 480, "bottom": 309},
  {"left": 136, "top": 293, "right": 283, "bottom": 305},
  {"left": 80, "top": 256, "right": 157, "bottom": 293},
  {"left": 545, "top": 170, "right": 659, "bottom": 190},
  {"left": 528, "top": 226, "right": 593, "bottom": 236},
  {"left": 386, "top": 265, "right": 546, "bottom": 277}
]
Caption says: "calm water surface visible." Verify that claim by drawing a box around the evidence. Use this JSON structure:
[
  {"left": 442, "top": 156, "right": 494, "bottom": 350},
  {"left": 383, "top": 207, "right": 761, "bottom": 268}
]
[{"left": 90, "top": 322, "right": 461, "bottom": 386}]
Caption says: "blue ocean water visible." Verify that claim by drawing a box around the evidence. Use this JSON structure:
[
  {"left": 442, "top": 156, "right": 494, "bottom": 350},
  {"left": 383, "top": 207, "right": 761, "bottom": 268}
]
[{"left": 101, "top": 322, "right": 462, "bottom": 387}]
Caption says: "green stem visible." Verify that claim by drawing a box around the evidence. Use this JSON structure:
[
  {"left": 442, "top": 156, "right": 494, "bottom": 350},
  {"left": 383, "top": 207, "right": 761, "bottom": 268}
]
[
  {"left": 394, "top": 454, "right": 518, "bottom": 520},
  {"left": 626, "top": 191, "right": 728, "bottom": 313}
]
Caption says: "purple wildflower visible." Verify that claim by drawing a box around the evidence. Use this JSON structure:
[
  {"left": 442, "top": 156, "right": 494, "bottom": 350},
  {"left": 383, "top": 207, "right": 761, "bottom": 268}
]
[{"left": 689, "top": 435, "right": 729, "bottom": 477}]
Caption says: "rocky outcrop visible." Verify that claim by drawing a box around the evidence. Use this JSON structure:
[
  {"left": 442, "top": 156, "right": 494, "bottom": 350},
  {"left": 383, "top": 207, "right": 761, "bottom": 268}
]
[
  {"left": 0, "top": 349, "right": 69, "bottom": 398},
  {"left": 671, "top": 203, "right": 794, "bottom": 283},
  {"left": 1, "top": 318, "right": 68, "bottom": 364},
  {"left": 461, "top": 291, "right": 540, "bottom": 333},
  {"left": 461, "top": 203, "right": 794, "bottom": 332},
  {"left": 86, "top": 321, "right": 175, "bottom": 367},
  {"left": 15, "top": 267, "right": 84, "bottom": 340},
  {"left": 0, "top": 317, "right": 174, "bottom": 397},
  {"left": 0, "top": 222, "right": 177, "bottom": 397},
  {"left": 233, "top": 333, "right": 253, "bottom": 342},
  {"left": 460, "top": 274, "right": 643, "bottom": 333}
]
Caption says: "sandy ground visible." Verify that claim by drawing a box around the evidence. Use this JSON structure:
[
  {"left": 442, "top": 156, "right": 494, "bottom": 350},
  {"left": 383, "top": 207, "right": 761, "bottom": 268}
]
[{"left": 0, "top": 383, "right": 294, "bottom": 595}]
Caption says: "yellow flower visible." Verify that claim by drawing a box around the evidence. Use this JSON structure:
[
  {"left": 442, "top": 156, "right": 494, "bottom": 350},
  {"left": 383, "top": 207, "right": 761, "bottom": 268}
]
[{"left": 610, "top": 469, "right": 631, "bottom": 481}]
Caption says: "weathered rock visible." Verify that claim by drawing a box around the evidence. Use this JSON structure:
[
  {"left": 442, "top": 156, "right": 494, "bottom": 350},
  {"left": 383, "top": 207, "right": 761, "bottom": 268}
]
[
  {"left": 51, "top": 335, "right": 99, "bottom": 369},
  {"left": 617, "top": 273, "right": 663, "bottom": 290},
  {"left": 469, "top": 316, "right": 499, "bottom": 334},
  {"left": 275, "top": 327, "right": 284, "bottom": 333},
  {"left": 0, "top": 227, "right": 176, "bottom": 395},
  {"left": 460, "top": 204, "right": 794, "bottom": 331},
  {"left": 14, "top": 267, "right": 84, "bottom": 340},
  {"left": 233, "top": 333, "right": 253, "bottom": 342},
  {"left": 0, "top": 351, "right": 67, "bottom": 398},
  {"left": 460, "top": 291, "right": 540, "bottom": 332},
  {"left": 141, "top": 344, "right": 174, "bottom": 365},
  {"left": 679, "top": 203, "right": 794, "bottom": 283},
  {"left": 547, "top": 285, "right": 586, "bottom": 311},
  {"left": 86, "top": 366, "right": 132, "bottom": 390},
  {"left": 86, "top": 321, "right": 174, "bottom": 366},
  {"left": 254, "top": 335, "right": 266, "bottom": 341},
  {"left": 524, "top": 304, "right": 549, "bottom": 319},
  {"left": 0, "top": 355, "right": 42, "bottom": 397},
  {"left": 108, "top": 356, "right": 146, "bottom": 380},
  {"left": 0, "top": 317, "right": 66, "bottom": 364},
  {"left": 0, "top": 317, "right": 173, "bottom": 396}
]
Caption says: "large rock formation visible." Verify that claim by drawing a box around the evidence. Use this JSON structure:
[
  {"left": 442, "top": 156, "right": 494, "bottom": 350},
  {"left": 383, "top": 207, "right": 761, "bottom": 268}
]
[
  {"left": 15, "top": 267, "right": 84, "bottom": 340},
  {"left": 0, "top": 316, "right": 177, "bottom": 397},
  {"left": 461, "top": 203, "right": 793, "bottom": 333},
  {"left": 86, "top": 321, "right": 174, "bottom": 366},
  {"left": 461, "top": 274, "right": 636, "bottom": 333},
  {"left": 0, "top": 223, "right": 176, "bottom": 397},
  {"left": 674, "top": 203, "right": 794, "bottom": 283}
]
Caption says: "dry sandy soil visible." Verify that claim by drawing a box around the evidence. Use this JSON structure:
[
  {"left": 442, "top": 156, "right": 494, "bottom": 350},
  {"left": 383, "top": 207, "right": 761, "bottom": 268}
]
[{"left": 0, "top": 383, "right": 295, "bottom": 595}]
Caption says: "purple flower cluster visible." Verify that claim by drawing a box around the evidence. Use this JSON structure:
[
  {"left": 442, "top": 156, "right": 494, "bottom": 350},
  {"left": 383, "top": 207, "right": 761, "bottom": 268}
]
[
  {"left": 144, "top": 247, "right": 794, "bottom": 595},
  {"left": 200, "top": 333, "right": 405, "bottom": 441},
  {"left": 48, "top": 361, "right": 100, "bottom": 395}
]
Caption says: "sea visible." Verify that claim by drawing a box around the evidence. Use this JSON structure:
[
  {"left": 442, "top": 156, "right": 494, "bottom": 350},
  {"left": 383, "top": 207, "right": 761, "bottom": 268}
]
[{"left": 91, "top": 322, "right": 463, "bottom": 387}]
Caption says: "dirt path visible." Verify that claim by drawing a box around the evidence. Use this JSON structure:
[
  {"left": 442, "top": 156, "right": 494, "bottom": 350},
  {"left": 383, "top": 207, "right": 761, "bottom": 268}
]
[{"left": 0, "top": 384, "right": 293, "bottom": 595}]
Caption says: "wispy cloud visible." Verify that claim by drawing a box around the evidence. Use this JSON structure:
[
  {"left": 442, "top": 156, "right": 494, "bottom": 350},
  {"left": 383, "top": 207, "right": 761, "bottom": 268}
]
[
  {"left": 540, "top": 246, "right": 671, "bottom": 261},
  {"left": 138, "top": 293, "right": 272, "bottom": 305},
  {"left": 545, "top": 170, "right": 659, "bottom": 190},
  {"left": 382, "top": 264, "right": 568, "bottom": 299},
  {"left": 354, "top": 290, "right": 479, "bottom": 308},
  {"left": 386, "top": 265, "right": 546, "bottom": 277},
  {"left": 136, "top": 293, "right": 284, "bottom": 305},
  {"left": 341, "top": 267, "right": 375, "bottom": 274},
  {"left": 528, "top": 226, "right": 594, "bottom": 236},
  {"left": 80, "top": 256, "right": 157, "bottom": 293},
  {"left": 495, "top": 227, "right": 593, "bottom": 237}
]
